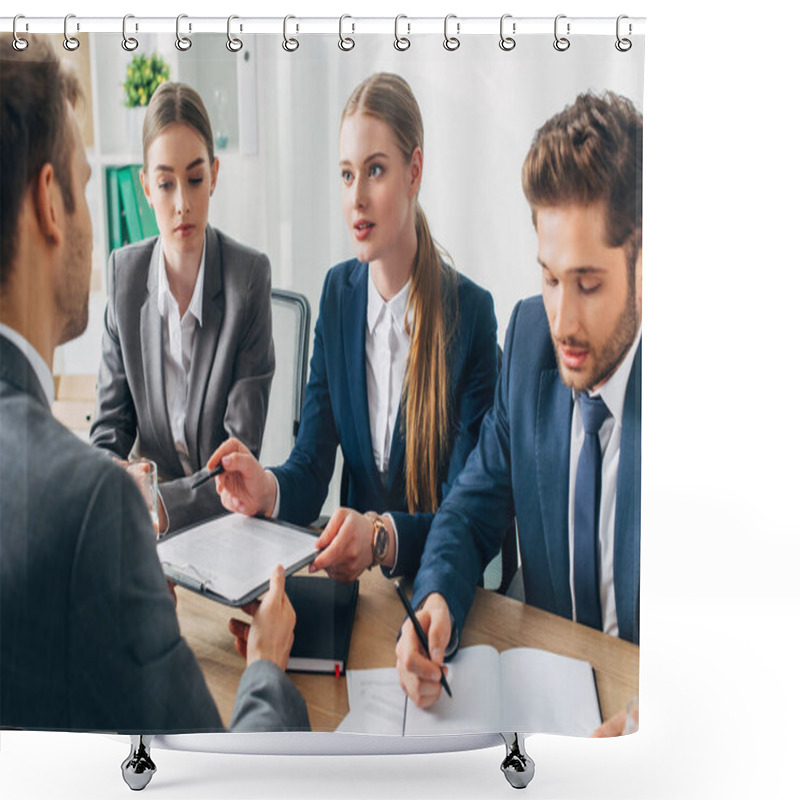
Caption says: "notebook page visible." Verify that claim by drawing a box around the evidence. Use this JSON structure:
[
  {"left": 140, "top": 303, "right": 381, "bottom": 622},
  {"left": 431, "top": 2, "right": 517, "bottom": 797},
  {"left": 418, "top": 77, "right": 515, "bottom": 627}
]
[
  {"left": 404, "top": 645, "right": 502, "bottom": 735},
  {"left": 499, "top": 647, "right": 601, "bottom": 736}
]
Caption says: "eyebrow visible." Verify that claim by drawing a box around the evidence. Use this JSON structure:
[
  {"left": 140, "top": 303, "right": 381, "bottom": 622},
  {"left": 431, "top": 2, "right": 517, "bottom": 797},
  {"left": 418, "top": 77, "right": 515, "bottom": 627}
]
[
  {"left": 338, "top": 151, "right": 389, "bottom": 167},
  {"left": 538, "top": 261, "right": 607, "bottom": 276},
  {"left": 154, "top": 157, "right": 206, "bottom": 173}
]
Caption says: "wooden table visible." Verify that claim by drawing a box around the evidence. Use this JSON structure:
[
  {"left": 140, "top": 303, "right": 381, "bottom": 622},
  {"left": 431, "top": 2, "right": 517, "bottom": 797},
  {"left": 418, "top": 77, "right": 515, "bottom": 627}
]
[{"left": 175, "top": 569, "right": 638, "bottom": 732}]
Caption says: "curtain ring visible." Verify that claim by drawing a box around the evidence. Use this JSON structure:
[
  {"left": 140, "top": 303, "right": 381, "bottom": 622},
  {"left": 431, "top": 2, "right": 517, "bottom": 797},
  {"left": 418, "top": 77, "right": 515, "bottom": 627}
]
[
  {"left": 283, "top": 15, "right": 299, "bottom": 52},
  {"left": 615, "top": 14, "right": 632, "bottom": 52},
  {"left": 63, "top": 14, "right": 80, "bottom": 51},
  {"left": 553, "top": 14, "right": 570, "bottom": 52},
  {"left": 176, "top": 14, "right": 192, "bottom": 51},
  {"left": 499, "top": 14, "right": 516, "bottom": 51},
  {"left": 12, "top": 15, "right": 28, "bottom": 51},
  {"left": 338, "top": 14, "right": 355, "bottom": 51},
  {"left": 226, "top": 15, "right": 243, "bottom": 52},
  {"left": 443, "top": 14, "right": 460, "bottom": 51},
  {"left": 122, "top": 14, "right": 138, "bottom": 51},
  {"left": 394, "top": 15, "right": 410, "bottom": 51}
]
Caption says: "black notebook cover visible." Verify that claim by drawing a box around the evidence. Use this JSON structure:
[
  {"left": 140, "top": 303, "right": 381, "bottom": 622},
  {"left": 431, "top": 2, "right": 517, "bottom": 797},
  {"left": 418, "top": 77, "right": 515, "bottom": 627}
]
[{"left": 284, "top": 575, "right": 359, "bottom": 675}]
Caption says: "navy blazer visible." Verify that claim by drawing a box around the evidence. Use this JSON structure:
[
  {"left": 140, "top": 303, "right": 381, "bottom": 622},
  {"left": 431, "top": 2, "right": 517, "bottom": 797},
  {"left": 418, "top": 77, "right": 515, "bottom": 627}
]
[
  {"left": 272, "top": 258, "right": 498, "bottom": 578},
  {"left": 412, "top": 296, "right": 641, "bottom": 644}
]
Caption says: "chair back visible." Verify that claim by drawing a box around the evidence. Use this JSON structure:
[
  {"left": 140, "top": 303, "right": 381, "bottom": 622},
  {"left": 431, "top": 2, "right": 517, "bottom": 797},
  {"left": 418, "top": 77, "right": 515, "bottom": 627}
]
[{"left": 259, "top": 289, "right": 311, "bottom": 467}]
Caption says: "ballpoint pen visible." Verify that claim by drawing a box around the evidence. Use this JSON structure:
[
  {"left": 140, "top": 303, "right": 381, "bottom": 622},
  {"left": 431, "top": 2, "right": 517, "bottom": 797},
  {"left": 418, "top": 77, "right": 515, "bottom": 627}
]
[{"left": 190, "top": 464, "right": 224, "bottom": 490}]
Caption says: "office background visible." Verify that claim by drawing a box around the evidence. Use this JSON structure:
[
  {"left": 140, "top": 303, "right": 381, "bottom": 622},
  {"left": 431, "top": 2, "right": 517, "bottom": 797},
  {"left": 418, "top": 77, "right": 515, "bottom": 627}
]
[{"left": 1, "top": 2, "right": 798, "bottom": 800}]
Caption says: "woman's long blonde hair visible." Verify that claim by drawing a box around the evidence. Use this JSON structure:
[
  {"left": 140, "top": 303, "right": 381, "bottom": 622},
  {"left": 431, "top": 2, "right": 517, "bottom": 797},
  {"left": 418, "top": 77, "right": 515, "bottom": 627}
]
[{"left": 342, "top": 73, "right": 456, "bottom": 514}]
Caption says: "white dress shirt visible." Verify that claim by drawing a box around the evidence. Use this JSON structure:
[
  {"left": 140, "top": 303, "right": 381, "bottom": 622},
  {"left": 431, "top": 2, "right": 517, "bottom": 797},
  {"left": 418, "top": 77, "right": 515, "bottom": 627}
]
[
  {"left": 567, "top": 327, "right": 642, "bottom": 637},
  {"left": 365, "top": 272, "right": 411, "bottom": 475},
  {"left": 0, "top": 323, "right": 55, "bottom": 407},
  {"left": 270, "top": 270, "right": 409, "bottom": 572},
  {"left": 156, "top": 237, "right": 207, "bottom": 476}
]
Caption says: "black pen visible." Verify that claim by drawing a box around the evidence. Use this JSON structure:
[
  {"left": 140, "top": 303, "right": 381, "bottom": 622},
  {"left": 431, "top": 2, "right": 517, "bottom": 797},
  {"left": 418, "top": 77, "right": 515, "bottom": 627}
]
[
  {"left": 191, "top": 464, "right": 224, "bottom": 490},
  {"left": 394, "top": 580, "right": 452, "bottom": 698}
]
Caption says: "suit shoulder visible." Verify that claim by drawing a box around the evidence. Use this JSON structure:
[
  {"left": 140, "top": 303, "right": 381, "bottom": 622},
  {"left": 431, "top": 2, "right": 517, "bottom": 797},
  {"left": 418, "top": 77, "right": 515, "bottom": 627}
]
[
  {"left": 3, "top": 398, "right": 128, "bottom": 499},
  {"left": 110, "top": 237, "right": 158, "bottom": 276},
  {"left": 452, "top": 269, "right": 494, "bottom": 314},
  {"left": 216, "top": 229, "right": 270, "bottom": 269},
  {"left": 504, "top": 295, "right": 553, "bottom": 364}
]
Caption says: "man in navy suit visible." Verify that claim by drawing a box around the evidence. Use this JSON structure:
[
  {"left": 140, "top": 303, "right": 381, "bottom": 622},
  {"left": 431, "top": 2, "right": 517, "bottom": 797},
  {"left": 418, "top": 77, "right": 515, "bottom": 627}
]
[{"left": 396, "top": 92, "right": 642, "bottom": 718}]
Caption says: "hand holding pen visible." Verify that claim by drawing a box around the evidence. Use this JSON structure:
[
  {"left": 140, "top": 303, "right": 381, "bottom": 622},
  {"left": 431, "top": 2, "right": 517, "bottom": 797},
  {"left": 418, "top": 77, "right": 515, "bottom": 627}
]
[
  {"left": 394, "top": 582, "right": 452, "bottom": 702},
  {"left": 205, "top": 437, "right": 279, "bottom": 516}
]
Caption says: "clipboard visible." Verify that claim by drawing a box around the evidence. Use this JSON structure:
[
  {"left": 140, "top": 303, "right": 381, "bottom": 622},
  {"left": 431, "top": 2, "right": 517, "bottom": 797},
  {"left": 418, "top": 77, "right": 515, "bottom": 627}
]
[{"left": 156, "top": 513, "right": 320, "bottom": 607}]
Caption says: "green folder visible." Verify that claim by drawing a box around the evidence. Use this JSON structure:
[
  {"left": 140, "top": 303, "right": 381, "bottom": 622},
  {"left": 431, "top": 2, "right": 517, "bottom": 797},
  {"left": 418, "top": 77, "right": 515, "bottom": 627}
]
[{"left": 105, "top": 167, "right": 123, "bottom": 252}]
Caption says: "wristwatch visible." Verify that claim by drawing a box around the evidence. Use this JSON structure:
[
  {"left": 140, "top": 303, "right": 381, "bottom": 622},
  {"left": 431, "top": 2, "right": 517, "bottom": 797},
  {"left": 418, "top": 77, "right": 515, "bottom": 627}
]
[{"left": 365, "top": 512, "right": 389, "bottom": 569}]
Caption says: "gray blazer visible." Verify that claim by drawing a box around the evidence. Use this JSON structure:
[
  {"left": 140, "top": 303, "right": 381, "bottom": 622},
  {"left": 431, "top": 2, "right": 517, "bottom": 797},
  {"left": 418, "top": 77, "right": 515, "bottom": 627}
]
[
  {"left": 0, "top": 334, "right": 309, "bottom": 733},
  {"left": 91, "top": 227, "right": 275, "bottom": 531}
]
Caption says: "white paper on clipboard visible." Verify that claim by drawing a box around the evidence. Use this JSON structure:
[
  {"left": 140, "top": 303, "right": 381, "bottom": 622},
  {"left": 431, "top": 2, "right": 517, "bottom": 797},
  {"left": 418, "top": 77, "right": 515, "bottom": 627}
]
[{"left": 157, "top": 514, "right": 319, "bottom": 606}]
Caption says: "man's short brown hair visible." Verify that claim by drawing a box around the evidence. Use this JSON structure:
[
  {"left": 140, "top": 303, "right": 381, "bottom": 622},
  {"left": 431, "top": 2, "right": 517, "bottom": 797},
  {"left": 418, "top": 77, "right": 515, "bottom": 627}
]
[
  {"left": 1, "top": 34, "right": 83, "bottom": 286},
  {"left": 522, "top": 92, "right": 642, "bottom": 253}
]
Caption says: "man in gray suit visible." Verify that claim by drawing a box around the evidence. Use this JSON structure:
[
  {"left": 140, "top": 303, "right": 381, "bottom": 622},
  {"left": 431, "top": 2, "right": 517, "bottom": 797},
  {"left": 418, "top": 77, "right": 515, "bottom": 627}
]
[{"left": 0, "top": 34, "right": 309, "bottom": 734}]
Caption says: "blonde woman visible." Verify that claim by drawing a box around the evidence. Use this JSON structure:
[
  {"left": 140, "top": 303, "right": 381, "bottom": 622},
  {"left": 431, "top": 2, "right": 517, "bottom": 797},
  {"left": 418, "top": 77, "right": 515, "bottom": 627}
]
[
  {"left": 91, "top": 82, "right": 274, "bottom": 532},
  {"left": 209, "top": 73, "right": 496, "bottom": 582}
]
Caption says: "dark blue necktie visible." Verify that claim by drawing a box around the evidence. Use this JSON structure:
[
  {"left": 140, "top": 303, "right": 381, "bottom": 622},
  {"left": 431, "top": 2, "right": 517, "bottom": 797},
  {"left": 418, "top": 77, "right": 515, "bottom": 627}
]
[{"left": 574, "top": 393, "right": 609, "bottom": 631}]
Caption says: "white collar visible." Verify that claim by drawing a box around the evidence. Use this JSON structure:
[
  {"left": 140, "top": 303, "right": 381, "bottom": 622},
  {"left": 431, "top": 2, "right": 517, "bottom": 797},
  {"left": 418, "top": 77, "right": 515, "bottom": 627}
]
[
  {"left": 366, "top": 270, "right": 411, "bottom": 336},
  {"left": 579, "top": 326, "right": 642, "bottom": 426},
  {"left": 156, "top": 234, "right": 207, "bottom": 326},
  {"left": 0, "top": 323, "right": 55, "bottom": 406}
]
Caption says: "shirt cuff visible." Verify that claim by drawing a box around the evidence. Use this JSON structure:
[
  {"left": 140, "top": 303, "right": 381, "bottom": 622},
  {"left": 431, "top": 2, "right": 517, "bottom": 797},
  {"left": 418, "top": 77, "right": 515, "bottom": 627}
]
[{"left": 266, "top": 468, "right": 280, "bottom": 518}]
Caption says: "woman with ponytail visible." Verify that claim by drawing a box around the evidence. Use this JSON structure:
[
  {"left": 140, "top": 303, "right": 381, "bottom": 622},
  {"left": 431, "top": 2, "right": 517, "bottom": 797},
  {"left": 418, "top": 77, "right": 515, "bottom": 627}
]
[{"left": 209, "top": 73, "right": 497, "bottom": 582}]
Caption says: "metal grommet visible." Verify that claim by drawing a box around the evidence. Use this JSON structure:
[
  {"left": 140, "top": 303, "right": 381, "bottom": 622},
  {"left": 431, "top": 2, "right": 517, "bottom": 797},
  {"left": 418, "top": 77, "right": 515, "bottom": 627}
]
[
  {"left": 553, "top": 14, "right": 570, "bottom": 52},
  {"left": 499, "top": 13, "right": 516, "bottom": 51},
  {"left": 615, "top": 14, "right": 632, "bottom": 52},
  {"left": 443, "top": 14, "right": 460, "bottom": 52},
  {"left": 283, "top": 15, "right": 299, "bottom": 52},
  {"left": 394, "top": 15, "right": 410, "bottom": 51},
  {"left": 175, "top": 14, "right": 192, "bottom": 52},
  {"left": 338, "top": 14, "right": 355, "bottom": 51},
  {"left": 226, "top": 15, "right": 243, "bottom": 52},
  {"left": 12, "top": 15, "right": 28, "bottom": 51},
  {"left": 63, "top": 14, "right": 80, "bottom": 51},
  {"left": 122, "top": 14, "right": 139, "bottom": 51}
]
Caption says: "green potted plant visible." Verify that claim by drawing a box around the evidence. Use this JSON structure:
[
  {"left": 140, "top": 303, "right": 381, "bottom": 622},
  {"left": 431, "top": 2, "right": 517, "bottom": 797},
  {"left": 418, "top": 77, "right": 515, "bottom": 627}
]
[
  {"left": 123, "top": 53, "right": 170, "bottom": 151},
  {"left": 123, "top": 52, "right": 170, "bottom": 108}
]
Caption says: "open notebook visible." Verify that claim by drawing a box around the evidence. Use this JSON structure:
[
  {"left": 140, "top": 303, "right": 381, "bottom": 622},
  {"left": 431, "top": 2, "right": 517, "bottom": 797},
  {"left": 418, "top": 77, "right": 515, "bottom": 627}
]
[{"left": 339, "top": 645, "right": 601, "bottom": 737}]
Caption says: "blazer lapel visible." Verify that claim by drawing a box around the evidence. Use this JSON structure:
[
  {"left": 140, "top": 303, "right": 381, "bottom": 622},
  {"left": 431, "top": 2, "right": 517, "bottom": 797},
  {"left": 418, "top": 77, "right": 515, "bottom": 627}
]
[
  {"left": 185, "top": 227, "right": 223, "bottom": 470},
  {"left": 385, "top": 399, "right": 407, "bottom": 496},
  {"left": 341, "top": 264, "right": 382, "bottom": 492},
  {"left": 535, "top": 369, "right": 574, "bottom": 620},
  {"left": 614, "top": 340, "right": 642, "bottom": 644},
  {"left": 140, "top": 245, "right": 180, "bottom": 473}
]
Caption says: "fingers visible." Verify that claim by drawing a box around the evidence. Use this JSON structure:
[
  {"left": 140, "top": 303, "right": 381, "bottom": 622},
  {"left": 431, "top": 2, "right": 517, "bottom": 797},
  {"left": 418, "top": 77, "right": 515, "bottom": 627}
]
[
  {"left": 309, "top": 510, "right": 371, "bottom": 580},
  {"left": 591, "top": 708, "right": 627, "bottom": 737},
  {"left": 422, "top": 608, "right": 449, "bottom": 666},
  {"left": 395, "top": 620, "right": 444, "bottom": 709},
  {"left": 316, "top": 507, "right": 347, "bottom": 549},
  {"left": 207, "top": 437, "right": 247, "bottom": 470}
]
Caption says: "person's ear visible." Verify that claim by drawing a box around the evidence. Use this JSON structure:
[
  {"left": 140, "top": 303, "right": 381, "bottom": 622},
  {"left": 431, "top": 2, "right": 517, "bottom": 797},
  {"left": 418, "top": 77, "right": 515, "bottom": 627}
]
[
  {"left": 409, "top": 146, "right": 423, "bottom": 197},
  {"left": 210, "top": 156, "right": 220, "bottom": 196},
  {"left": 33, "top": 163, "right": 63, "bottom": 247},
  {"left": 140, "top": 167, "right": 153, "bottom": 208}
]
